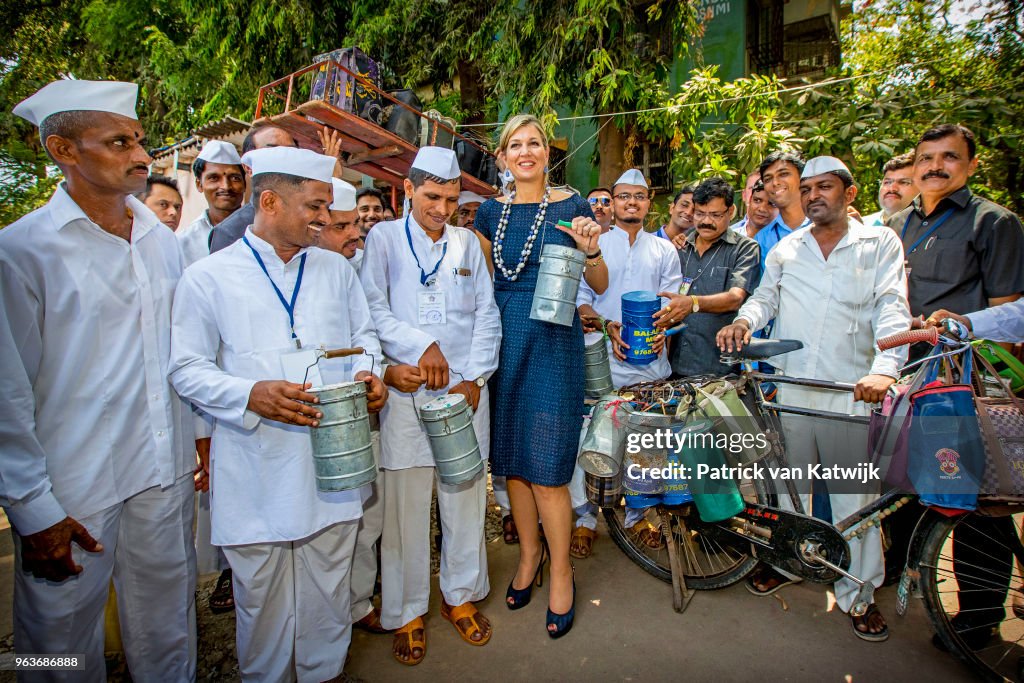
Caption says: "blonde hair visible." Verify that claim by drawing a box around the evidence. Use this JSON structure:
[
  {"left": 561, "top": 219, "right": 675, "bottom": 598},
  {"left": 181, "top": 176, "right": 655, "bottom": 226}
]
[{"left": 497, "top": 114, "right": 549, "bottom": 154}]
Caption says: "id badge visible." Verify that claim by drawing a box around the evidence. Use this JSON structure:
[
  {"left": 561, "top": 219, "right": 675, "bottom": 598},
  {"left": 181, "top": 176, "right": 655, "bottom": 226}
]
[
  {"left": 281, "top": 348, "right": 323, "bottom": 387},
  {"left": 418, "top": 290, "right": 447, "bottom": 325},
  {"left": 679, "top": 277, "right": 693, "bottom": 296}
]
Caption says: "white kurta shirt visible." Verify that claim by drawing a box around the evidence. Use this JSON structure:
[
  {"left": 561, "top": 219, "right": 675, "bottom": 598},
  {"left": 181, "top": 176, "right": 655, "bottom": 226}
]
[
  {"left": 349, "top": 248, "right": 364, "bottom": 275},
  {"left": 177, "top": 210, "right": 215, "bottom": 266},
  {"left": 360, "top": 216, "right": 501, "bottom": 469},
  {"left": 0, "top": 185, "right": 195, "bottom": 536},
  {"left": 577, "top": 225, "right": 683, "bottom": 387},
  {"left": 736, "top": 220, "right": 911, "bottom": 414},
  {"left": 169, "top": 228, "right": 381, "bottom": 545}
]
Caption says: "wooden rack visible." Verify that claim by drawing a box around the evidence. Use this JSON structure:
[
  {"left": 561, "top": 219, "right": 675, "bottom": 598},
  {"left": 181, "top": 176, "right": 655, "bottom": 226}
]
[{"left": 254, "top": 60, "right": 496, "bottom": 195}]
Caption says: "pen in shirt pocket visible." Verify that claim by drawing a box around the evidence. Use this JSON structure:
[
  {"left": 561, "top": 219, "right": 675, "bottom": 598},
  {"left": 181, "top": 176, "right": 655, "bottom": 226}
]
[{"left": 924, "top": 236, "right": 937, "bottom": 250}]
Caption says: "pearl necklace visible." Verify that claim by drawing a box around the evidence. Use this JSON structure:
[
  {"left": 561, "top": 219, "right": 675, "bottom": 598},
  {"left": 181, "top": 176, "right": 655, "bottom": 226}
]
[{"left": 493, "top": 186, "right": 551, "bottom": 281}]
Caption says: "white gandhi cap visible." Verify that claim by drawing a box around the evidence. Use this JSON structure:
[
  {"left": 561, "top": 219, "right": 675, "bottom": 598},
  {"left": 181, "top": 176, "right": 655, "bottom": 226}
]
[
  {"left": 196, "top": 140, "right": 242, "bottom": 166},
  {"left": 801, "top": 156, "right": 851, "bottom": 179},
  {"left": 13, "top": 80, "right": 139, "bottom": 126},
  {"left": 613, "top": 168, "right": 648, "bottom": 189},
  {"left": 330, "top": 178, "right": 358, "bottom": 211},
  {"left": 240, "top": 147, "right": 335, "bottom": 184},
  {"left": 411, "top": 146, "right": 461, "bottom": 181},
  {"left": 458, "top": 191, "right": 486, "bottom": 207}
]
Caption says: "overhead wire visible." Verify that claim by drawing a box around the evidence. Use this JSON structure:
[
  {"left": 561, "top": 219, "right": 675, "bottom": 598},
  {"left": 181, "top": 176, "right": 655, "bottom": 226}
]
[{"left": 456, "top": 59, "right": 944, "bottom": 130}]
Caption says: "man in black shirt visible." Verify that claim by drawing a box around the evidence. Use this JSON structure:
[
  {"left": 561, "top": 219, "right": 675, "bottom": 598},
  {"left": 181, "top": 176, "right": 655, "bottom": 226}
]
[
  {"left": 891, "top": 123, "right": 1024, "bottom": 652},
  {"left": 890, "top": 124, "right": 1024, "bottom": 322},
  {"left": 656, "top": 177, "right": 761, "bottom": 377}
]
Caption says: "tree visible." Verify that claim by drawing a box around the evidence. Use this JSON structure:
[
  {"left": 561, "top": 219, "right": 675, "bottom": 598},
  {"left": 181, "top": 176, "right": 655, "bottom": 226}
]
[
  {"left": 634, "top": 0, "right": 1024, "bottom": 215},
  {"left": 348, "top": 0, "right": 702, "bottom": 186},
  {"left": 0, "top": 0, "right": 355, "bottom": 225}
]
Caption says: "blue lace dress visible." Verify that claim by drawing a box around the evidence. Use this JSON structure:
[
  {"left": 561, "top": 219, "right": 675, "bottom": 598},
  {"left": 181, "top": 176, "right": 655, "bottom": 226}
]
[{"left": 476, "top": 193, "right": 595, "bottom": 486}]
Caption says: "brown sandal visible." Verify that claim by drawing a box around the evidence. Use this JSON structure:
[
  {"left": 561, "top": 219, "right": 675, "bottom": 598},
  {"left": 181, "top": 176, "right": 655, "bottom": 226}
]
[
  {"left": 209, "top": 568, "right": 235, "bottom": 614},
  {"left": 851, "top": 603, "right": 889, "bottom": 642},
  {"left": 354, "top": 606, "right": 389, "bottom": 634},
  {"left": 569, "top": 527, "right": 597, "bottom": 559},
  {"left": 630, "top": 520, "right": 665, "bottom": 549},
  {"left": 440, "top": 600, "right": 492, "bottom": 646},
  {"left": 502, "top": 514, "right": 519, "bottom": 545},
  {"left": 392, "top": 616, "right": 426, "bottom": 665}
]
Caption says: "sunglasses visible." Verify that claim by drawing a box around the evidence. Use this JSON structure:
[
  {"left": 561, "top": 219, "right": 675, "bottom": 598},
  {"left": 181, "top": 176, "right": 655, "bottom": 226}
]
[{"left": 587, "top": 197, "right": 612, "bottom": 207}]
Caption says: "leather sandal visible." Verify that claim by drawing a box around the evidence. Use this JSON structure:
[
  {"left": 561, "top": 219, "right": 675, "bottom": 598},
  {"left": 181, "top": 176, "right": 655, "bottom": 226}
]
[
  {"left": 745, "top": 564, "right": 801, "bottom": 597},
  {"left": 569, "top": 527, "right": 597, "bottom": 559},
  {"left": 441, "top": 600, "right": 492, "bottom": 646},
  {"left": 392, "top": 616, "right": 426, "bottom": 666},
  {"left": 209, "top": 568, "right": 235, "bottom": 614},
  {"left": 354, "top": 606, "right": 389, "bottom": 634},
  {"left": 502, "top": 514, "right": 519, "bottom": 544},
  {"left": 851, "top": 603, "right": 889, "bottom": 642},
  {"left": 630, "top": 520, "right": 665, "bottom": 550}
]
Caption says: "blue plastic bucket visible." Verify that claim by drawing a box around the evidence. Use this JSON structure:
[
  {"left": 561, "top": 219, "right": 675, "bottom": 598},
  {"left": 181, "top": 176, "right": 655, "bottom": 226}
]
[{"left": 621, "top": 291, "right": 660, "bottom": 366}]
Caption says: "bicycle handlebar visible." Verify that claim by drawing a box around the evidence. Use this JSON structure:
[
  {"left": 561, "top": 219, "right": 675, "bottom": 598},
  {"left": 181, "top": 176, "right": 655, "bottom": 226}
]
[
  {"left": 877, "top": 327, "right": 939, "bottom": 351},
  {"left": 322, "top": 347, "right": 365, "bottom": 359}
]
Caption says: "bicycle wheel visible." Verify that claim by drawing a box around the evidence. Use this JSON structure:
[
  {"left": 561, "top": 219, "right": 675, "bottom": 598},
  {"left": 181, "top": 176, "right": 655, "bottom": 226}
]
[
  {"left": 603, "top": 471, "right": 772, "bottom": 589},
  {"left": 916, "top": 507, "right": 1024, "bottom": 682}
]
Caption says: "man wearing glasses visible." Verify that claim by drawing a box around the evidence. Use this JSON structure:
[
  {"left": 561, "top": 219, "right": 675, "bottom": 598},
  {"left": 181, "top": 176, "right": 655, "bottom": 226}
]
[
  {"left": 586, "top": 187, "right": 614, "bottom": 233},
  {"left": 863, "top": 153, "right": 917, "bottom": 227},
  {"left": 572, "top": 170, "right": 683, "bottom": 556},
  {"left": 655, "top": 177, "right": 761, "bottom": 378}
]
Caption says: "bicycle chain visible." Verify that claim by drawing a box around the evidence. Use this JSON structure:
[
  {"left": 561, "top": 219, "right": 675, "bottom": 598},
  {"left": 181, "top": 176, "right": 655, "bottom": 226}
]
[{"left": 841, "top": 496, "right": 914, "bottom": 541}]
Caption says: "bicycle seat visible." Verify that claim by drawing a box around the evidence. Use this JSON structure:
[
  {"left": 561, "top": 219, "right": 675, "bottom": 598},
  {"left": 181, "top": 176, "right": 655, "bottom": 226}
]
[{"left": 728, "top": 338, "right": 803, "bottom": 361}]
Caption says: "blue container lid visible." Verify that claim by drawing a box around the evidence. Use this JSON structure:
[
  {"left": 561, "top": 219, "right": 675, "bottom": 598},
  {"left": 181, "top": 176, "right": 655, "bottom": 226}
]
[{"left": 622, "top": 290, "right": 659, "bottom": 312}]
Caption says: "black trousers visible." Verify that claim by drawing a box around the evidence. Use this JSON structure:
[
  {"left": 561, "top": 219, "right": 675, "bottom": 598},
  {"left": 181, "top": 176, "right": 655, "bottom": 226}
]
[{"left": 954, "top": 516, "right": 1016, "bottom": 629}]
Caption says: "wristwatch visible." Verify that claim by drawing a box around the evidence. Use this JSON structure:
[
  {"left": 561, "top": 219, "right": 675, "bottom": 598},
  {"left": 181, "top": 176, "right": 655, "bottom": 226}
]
[
  {"left": 474, "top": 376, "right": 486, "bottom": 388},
  {"left": 690, "top": 295, "right": 700, "bottom": 313}
]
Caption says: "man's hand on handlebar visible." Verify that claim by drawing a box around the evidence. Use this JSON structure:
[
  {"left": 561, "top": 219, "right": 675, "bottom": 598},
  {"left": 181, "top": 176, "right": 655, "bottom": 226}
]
[
  {"left": 716, "top": 320, "right": 752, "bottom": 354},
  {"left": 923, "top": 309, "right": 972, "bottom": 333},
  {"left": 854, "top": 374, "right": 896, "bottom": 404}
]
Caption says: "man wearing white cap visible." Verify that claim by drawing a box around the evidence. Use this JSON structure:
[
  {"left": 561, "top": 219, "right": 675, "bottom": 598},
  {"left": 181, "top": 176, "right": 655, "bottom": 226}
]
[
  {"left": 718, "top": 156, "right": 911, "bottom": 642},
  {"left": 1, "top": 79, "right": 197, "bottom": 680},
  {"left": 177, "top": 139, "right": 246, "bottom": 266},
  {"left": 455, "top": 190, "right": 486, "bottom": 232},
  {"left": 570, "top": 169, "right": 683, "bottom": 558},
  {"left": 318, "top": 177, "right": 389, "bottom": 636},
  {"left": 360, "top": 146, "right": 501, "bottom": 665},
  {"left": 320, "top": 178, "right": 366, "bottom": 268},
  {"left": 169, "top": 146, "right": 387, "bottom": 681},
  {"left": 209, "top": 124, "right": 301, "bottom": 254}
]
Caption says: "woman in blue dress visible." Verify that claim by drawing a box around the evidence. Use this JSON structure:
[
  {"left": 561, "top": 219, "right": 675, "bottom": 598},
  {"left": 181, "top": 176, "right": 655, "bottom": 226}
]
[{"left": 475, "top": 114, "right": 607, "bottom": 638}]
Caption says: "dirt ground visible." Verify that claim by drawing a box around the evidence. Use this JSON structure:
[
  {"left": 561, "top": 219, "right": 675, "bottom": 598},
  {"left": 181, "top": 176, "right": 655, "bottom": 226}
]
[{"left": 0, "top": 489, "right": 504, "bottom": 682}]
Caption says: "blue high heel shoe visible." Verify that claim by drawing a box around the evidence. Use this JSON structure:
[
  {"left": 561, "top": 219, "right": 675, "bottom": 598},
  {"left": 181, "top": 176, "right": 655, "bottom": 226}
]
[
  {"left": 546, "top": 568, "right": 576, "bottom": 639},
  {"left": 506, "top": 545, "right": 547, "bottom": 610}
]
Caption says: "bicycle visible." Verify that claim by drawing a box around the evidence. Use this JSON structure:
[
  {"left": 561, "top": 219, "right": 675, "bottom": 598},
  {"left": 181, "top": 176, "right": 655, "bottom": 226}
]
[{"left": 596, "top": 329, "right": 1024, "bottom": 682}]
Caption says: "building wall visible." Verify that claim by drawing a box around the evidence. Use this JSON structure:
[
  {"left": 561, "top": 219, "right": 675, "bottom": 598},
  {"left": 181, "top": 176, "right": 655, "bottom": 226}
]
[{"left": 560, "top": 0, "right": 749, "bottom": 194}]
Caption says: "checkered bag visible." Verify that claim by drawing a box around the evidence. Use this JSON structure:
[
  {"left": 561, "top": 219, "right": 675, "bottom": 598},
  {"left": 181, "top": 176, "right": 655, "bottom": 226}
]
[{"left": 975, "top": 349, "right": 1024, "bottom": 500}]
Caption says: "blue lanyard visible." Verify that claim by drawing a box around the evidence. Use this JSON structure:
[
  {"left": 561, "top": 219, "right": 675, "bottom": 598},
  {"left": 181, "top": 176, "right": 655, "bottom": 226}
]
[
  {"left": 243, "top": 236, "right": 306, "bottom": 345},
  {"left": 901, "top": 208, "right": 954, "bottom": 256},
  {"left": 404, "top": 214, "right": 447, "bottom": 286}
]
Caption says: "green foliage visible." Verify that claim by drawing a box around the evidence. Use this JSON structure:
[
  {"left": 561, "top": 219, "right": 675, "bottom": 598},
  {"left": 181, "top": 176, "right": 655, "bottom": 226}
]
[
  {"left": 634, "top": 0, "right": 1024, "bottom": 215},
  {"left": 2, "top": 0, "right": 1021, "bottom": 224}
]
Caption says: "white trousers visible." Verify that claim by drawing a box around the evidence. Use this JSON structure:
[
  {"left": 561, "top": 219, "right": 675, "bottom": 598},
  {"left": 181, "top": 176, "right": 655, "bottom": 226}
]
[
  {"left": 223, "top": 520, "right": 358, "bottom": 683},
  {"left": 492, "top": 474, "right": 510, "bottom": 515},
  {"left": 350, "top": 432, "right": 384, "bottom": 621},
  {"left": 13, "top": 476, "right": 197, "bottom": 683},
  {"left": 380, "top": 467, "right": 489, "bottom": 630},
  {"left": 779, "top": 413, "right": 884, "bottom": 613},
  {"left": 195, "top": 490, "right": 229, "bottom": 574},
  {"left": 569, "top": 464, "right": 598, "bottom": 529}
]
